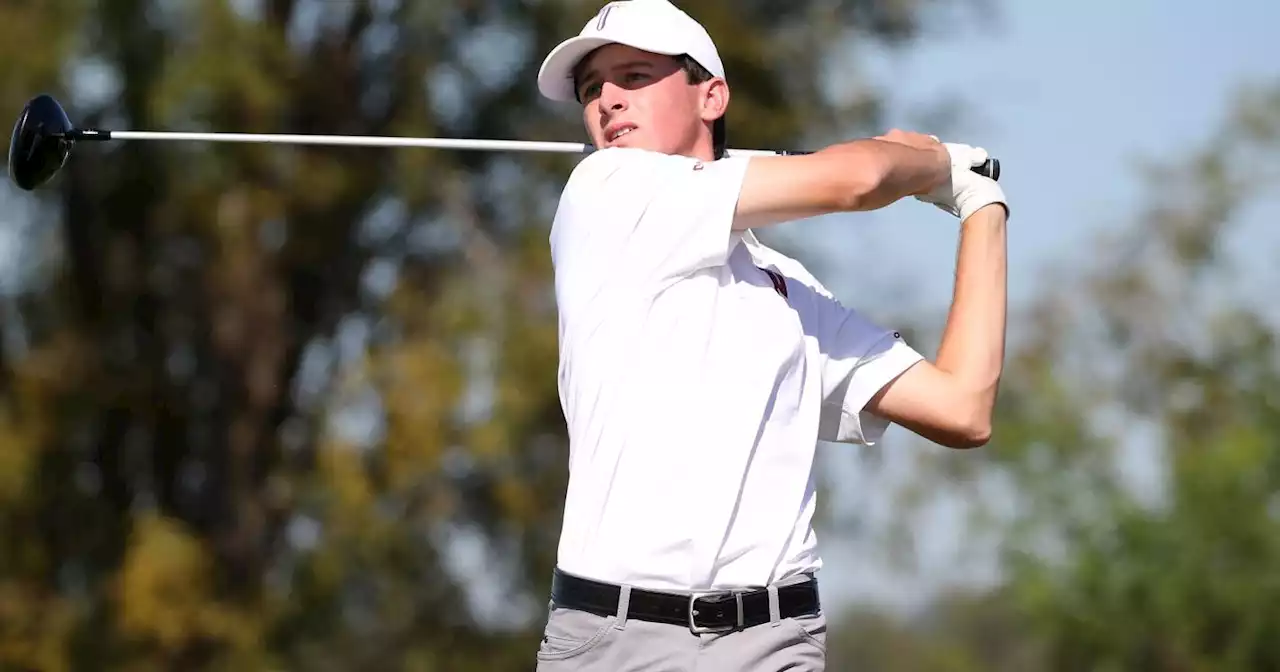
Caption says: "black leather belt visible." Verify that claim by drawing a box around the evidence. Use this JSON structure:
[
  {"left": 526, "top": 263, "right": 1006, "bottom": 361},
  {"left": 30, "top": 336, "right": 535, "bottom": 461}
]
[{"left": 550, "top": 568, "right": 821, "bottom": 634}]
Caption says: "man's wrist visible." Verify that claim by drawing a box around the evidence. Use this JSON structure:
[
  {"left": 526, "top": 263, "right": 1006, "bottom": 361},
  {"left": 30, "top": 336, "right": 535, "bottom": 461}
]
[
  {"left": 900, "top": 144, "right": 951, "bottom": 196},
  {"left": 961, "top": 202, "right": 1008, "bottom": 228},
  {"left": 905, "top": 143, "right": 949, "bottom": 194},
  {"left": 932, "top": 145, "right": 951, "bottom": 187}
]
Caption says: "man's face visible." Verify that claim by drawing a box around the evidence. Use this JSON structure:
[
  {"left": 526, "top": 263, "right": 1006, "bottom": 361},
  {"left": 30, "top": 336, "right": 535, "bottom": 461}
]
[{"left": 573, "top": 44, "right": 724, "bottom": 158}]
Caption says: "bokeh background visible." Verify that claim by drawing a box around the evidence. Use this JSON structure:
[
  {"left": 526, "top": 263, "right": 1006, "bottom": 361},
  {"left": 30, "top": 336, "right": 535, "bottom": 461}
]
[{"left": 1, "top": 0, "right": 1278, "bottom": 670}]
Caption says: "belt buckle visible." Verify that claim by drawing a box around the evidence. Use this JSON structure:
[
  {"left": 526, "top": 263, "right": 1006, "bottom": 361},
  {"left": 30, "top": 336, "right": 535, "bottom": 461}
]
[{"left": 687, "top": 591, "right": 743, "bottom": 635}]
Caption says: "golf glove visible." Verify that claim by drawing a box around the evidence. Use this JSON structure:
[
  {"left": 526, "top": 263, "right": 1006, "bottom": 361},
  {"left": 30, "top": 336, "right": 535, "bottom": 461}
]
[{"left": 916, "top": 143, "right": 1008, "bottom": 222}]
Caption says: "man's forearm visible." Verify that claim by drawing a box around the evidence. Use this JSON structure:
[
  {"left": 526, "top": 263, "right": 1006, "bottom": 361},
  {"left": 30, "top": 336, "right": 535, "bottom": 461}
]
[
  {"left": 732, "top": 135, "right": 951, "bottom": 231},
  {"left": 817, "top": 138, "right": 949, "bottom": 210},
  {"left": 934, "top": 204, "right": 1008, "bottom": 418}
]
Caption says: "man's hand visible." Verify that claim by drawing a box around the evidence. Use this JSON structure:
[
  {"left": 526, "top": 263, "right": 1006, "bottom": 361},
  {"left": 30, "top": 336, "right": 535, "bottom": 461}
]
[{"left": 916, "top": 143, "right": 1009, "bottom": 222}]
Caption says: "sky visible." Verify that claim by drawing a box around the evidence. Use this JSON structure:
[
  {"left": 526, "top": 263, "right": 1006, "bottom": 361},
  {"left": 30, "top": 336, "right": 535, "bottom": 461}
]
[
  {"left": 805, "top": 0, "right": 1280, "bottom": 613},
  {"left": 797, "top": 0, "right": 1278, "bottom": 308}
]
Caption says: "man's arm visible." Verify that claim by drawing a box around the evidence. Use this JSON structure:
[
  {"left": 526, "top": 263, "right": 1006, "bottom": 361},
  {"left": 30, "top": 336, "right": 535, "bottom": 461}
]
[
  {"left": 865, "top": 203, "right": 1008, "bottom": 448},
  {"left": 732, "top": 132, "right": 950, "bottom": 231}
]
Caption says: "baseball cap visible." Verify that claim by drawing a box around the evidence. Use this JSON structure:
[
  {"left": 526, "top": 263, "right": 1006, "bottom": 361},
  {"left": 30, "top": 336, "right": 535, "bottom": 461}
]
[{"left": 536, "top": 0, "right": 727, "bottom": 103}]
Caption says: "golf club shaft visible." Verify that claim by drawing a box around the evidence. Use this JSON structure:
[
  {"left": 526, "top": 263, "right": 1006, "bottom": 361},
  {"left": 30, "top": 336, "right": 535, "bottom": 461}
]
[
  {"left": 75, "top": 129, "right": 597, "bottom": 153},
  {"left": 81, "top": 130, "right": 802, "bottom": 157},
  {"left": 66, "top": 129, "right": 999, "bottom": 177}
]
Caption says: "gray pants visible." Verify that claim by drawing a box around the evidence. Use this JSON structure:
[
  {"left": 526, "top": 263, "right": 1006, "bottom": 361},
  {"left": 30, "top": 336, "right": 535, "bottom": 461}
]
[{"left": 533, "top": 579, "right": 827, "bottom": 671}]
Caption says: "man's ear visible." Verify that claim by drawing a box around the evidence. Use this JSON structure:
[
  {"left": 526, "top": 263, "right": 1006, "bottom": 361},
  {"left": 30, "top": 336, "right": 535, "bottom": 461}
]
[{"left": 700, "top": 78, "right": 729, "bottom": 124}]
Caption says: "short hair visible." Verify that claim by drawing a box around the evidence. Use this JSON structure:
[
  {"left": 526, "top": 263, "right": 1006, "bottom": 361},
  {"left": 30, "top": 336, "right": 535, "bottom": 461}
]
[{"left": 572, "top": 51, "right": 728, "bottom": 160}]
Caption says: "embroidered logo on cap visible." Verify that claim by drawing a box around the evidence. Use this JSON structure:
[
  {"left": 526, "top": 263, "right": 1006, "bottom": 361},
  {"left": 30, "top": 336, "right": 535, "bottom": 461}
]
[{"left": 594, "top": 1, "right": 629, "bottom": 30}]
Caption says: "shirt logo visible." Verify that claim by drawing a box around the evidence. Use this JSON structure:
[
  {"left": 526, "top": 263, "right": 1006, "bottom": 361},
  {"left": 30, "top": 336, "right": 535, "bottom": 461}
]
[{"left": 761, "top": 267, "right": 788, "bottom": 298}]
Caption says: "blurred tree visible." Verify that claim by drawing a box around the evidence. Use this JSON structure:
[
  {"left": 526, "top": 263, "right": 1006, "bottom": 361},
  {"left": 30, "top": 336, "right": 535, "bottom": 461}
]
[
  {"left": 826, "top": 587, "right": 1044, "bottom": 671},
  {"left": 0, "top": 0, "right": 988, "bottom": 669},
  {"left": 844, "top": 78, "right": 1280, "bottom": 670},
  {"left": 996, "top": 78, "right": 1280, "bottom": 672}
]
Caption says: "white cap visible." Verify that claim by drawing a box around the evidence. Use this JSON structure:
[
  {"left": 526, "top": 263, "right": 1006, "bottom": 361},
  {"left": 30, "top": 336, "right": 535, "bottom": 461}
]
[{"left": 537, "top": 0, "right": 726, "bottom": 102}]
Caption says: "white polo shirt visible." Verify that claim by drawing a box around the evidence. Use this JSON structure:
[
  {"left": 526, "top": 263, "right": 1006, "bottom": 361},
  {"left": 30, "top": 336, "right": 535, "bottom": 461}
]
[{"left": 549, "top": 147, "right": 924, "bottom": 592}]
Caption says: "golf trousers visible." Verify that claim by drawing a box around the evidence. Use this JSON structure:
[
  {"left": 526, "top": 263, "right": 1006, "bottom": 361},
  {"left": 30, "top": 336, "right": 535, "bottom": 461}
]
[{"left": 533, "top": 569, "right": 827, "bottom": 671}]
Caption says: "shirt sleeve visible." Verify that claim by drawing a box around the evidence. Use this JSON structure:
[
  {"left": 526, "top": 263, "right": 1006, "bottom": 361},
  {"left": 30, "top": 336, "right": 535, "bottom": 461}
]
[
  {"left": 807, "top": 291, "right": 925, "bottom": 446},
  {"left": 549, "top": 148, "right": 751, "bottom": 290}
]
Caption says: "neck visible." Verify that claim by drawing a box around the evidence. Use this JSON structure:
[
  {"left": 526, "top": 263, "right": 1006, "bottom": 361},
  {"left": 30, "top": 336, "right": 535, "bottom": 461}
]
[{"left": 675, "top": 133, "right": 716, "bottom": 162}]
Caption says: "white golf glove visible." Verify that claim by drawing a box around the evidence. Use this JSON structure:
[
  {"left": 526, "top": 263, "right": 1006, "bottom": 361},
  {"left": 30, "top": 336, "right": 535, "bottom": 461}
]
[{"left": 916, "top": 142, "right": 1008, "bottom": 222}]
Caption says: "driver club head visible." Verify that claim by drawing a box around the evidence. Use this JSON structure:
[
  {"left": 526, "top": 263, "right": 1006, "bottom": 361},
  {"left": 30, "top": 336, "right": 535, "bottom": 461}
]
[{"left": 8, "top": 94, "right": 75, "bottom": 191}]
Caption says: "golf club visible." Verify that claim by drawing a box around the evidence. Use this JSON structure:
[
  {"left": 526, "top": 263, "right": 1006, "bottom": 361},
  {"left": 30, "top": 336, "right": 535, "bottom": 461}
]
[{"left": 8, "top": 94, "right": 1000, "bottom": 192}]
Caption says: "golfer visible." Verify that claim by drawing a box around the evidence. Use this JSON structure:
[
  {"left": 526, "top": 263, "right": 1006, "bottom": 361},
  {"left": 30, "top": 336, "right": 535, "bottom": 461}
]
[{"left": 533, "top": 1, "right": 1009, "bottom": 669}]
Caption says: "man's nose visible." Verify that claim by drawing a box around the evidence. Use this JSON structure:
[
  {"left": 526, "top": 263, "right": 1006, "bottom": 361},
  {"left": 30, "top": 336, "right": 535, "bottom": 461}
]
[{"left": 598, "top": 82, "right": 628, "bottom": 112}]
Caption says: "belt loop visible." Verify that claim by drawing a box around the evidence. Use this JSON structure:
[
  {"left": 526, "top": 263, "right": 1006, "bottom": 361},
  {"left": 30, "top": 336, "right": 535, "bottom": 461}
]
[
  {"left": 767, "top": 585, "right": 781, "bottom": 627},
  {"left": 615, "top": 585, "right": 632, "bottom": 630}
]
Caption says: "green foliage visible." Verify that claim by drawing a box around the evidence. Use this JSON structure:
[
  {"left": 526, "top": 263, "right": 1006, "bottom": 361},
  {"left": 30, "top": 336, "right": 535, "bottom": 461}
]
[
  {"left": 1003, "top": 77, "right": 1280, "bottom": 672},
  {"left": 839, "top": 77, "right": 1280, "bottom": 671},
  {"left": 0, "top": 0, "right": 976, "bottom": 668}
]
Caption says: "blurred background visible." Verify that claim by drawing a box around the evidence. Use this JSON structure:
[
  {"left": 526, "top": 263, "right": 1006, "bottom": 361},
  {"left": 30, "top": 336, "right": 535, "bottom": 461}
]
[{"left": 0, "top": 0, "right": 1277, "bottom": 670}]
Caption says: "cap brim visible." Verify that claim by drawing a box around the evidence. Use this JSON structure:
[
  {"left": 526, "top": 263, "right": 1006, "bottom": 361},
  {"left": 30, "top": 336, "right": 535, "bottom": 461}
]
[
  {"left": 537, "top": 34, "right": 683, "bottom": 102},
  {"left": 537, "top": 36, "right": 615, "bottom": 102}
]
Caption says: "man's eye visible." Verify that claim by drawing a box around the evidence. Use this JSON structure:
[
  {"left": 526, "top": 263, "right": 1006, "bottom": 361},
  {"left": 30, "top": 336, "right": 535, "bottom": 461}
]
[
  {"left": 580, "top": 83, "right": 601, "bottom": 100},
  {"left": 624, "top": 72, "right": 648, "bottom": 83}
]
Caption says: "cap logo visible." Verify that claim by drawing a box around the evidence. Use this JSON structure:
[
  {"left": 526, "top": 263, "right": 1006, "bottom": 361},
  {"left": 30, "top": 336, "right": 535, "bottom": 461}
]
[{"left": 594, "top": 1, "right": 628, "bottom": 30}]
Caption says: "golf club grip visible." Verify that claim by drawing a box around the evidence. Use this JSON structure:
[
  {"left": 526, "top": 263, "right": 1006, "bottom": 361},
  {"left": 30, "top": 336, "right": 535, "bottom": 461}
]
[{"left": 975, "top": 158, "right": 1000, "bottom": 181}]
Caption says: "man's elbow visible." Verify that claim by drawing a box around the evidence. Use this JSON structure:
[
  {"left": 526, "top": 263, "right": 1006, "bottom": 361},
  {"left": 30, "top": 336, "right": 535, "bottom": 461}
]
[
  {"left": 870, "top": 363, "right": 1000, "bottom": 450},
  {"left": 899, "top": 406, "right": 993, "bottom": 449},
  {"left": 944, "top": 419, "right": 992, "bottom": 449},
  {"left": 932, "top": 392, "right": 996, "bottom": 449}
]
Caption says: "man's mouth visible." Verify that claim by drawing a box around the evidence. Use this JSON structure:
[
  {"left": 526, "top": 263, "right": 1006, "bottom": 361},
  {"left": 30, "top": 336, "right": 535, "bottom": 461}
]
[{"left": 607, "top": 125, "right": 636, "bottom": 142}]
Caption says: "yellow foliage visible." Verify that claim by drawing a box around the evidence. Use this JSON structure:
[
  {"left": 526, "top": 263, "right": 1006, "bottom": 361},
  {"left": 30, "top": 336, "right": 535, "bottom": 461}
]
[
  {"left": 0, "top": 1, "right": 80, "bottom": 102},
  {"left": 151, "top": 0, "right": 293, "bottom": 128},
  {"left": 317, "top": 440, "right": 375, "bottom": 513},
  {"left": 0, "top": 410, "right": 39, "bottom": 506},
  {"left": 0, "top": 335, "right": 91, "bottom": 505},
  {"left": 379, "top": 337, "right": 462, "bottom": 488},
  {"left": 0, "top": 582, "right": 78, "bottom": 672},
  {"left": 114, "top": 514, "right": 262, "bottom": 656},
  {"left": 495, "top": 477, "right": 537, "bottom": 525}
]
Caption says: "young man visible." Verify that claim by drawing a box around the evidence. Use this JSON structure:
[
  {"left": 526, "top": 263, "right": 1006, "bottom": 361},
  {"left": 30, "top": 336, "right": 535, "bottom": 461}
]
[{"left": 533, "top": 1, "right": 1009, "bottom": 669}]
